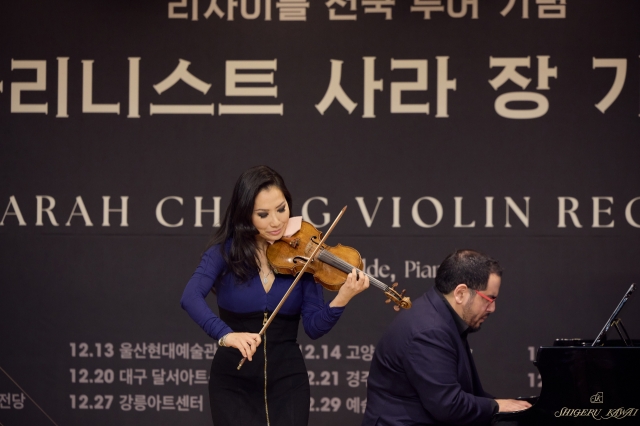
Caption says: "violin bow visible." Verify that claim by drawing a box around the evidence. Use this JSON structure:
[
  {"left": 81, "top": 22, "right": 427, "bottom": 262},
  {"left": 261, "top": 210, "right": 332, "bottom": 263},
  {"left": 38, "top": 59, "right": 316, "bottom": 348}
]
[{"left": 237, "top": 205, "right": 348, "bottom": 370}]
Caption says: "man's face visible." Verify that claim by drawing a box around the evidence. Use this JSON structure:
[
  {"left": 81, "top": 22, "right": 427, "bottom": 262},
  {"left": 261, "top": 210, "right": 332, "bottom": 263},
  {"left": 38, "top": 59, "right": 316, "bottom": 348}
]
[{"left": 462, "top": 273, "right": 501, "bottom": 332}]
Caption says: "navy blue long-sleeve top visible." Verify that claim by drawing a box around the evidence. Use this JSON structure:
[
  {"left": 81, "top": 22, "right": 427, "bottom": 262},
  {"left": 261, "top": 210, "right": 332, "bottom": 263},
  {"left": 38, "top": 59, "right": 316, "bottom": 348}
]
[{"left": 180, "top": 243, "right": 346, "bottom": 340}]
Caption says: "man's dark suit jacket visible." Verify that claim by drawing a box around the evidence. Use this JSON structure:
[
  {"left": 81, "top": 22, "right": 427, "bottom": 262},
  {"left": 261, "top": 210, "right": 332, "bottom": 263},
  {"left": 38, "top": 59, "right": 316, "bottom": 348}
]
[{"left": 362, "top": 287, "right": 495, "bottom": 426}]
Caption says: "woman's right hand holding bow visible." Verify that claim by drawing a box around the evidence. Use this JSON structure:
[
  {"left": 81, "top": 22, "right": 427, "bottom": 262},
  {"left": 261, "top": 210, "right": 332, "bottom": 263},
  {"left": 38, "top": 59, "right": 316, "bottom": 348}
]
[{"left": 220, "top": 332, "right": 262, "bottom": 361}]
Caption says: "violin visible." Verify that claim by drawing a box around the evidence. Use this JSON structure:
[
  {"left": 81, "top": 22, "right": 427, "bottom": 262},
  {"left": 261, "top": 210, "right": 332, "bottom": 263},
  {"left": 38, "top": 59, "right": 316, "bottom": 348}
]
[
  {"left": 238, "top": 210, "right": 410, "bottom": 369},
  {"left": 267, "top": 220, "right": 412, "bottom": 311}
]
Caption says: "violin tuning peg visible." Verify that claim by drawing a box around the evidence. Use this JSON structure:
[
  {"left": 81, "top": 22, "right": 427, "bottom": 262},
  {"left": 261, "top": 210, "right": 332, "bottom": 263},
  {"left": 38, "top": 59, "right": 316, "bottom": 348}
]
[
  {"left": 384, "top": 299, "right": 391, "bottom": 304},
  {"left": 391, "top": 283, "right": 398, "bottom": 289},
  {"left": 393, "top": 305, "right": 400, "bottom": 312}
]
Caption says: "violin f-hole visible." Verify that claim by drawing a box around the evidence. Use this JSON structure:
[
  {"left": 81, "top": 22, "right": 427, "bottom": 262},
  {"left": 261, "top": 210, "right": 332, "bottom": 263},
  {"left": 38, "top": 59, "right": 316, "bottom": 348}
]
[{"left": 292, "top": 256, "right": 310, "bottom": 265}]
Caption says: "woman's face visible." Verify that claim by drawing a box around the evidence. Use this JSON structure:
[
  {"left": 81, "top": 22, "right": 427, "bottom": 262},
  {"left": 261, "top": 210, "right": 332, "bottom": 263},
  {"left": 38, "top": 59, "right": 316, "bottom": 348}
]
[{"left": 252, "top": 186, "right": 290, "bottom": 245}]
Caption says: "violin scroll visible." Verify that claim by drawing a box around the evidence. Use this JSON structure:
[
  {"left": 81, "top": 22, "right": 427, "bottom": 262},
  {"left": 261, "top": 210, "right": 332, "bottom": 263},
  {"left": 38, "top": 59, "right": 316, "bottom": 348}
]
[{"left": 384, "top": 283, "right": 412, "bottom": 311}]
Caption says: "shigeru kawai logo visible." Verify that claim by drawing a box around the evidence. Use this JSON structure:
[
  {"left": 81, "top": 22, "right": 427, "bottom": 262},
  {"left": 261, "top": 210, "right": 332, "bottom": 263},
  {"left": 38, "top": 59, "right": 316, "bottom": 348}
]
[{"left": 554, "top": 393, "right": 638, "bottom": 420}]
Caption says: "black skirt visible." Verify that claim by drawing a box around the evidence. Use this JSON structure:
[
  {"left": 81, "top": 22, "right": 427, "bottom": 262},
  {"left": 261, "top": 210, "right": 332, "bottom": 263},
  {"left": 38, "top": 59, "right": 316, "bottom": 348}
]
[{"left": 209, "top": 308, "right": 310, "bottom": 426}]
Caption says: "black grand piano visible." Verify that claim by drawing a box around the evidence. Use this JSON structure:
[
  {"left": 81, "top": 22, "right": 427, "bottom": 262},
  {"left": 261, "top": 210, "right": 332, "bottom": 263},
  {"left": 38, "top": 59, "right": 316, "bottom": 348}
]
[{"left": 493, "top": 284, "right": 639, "bottom": 425}]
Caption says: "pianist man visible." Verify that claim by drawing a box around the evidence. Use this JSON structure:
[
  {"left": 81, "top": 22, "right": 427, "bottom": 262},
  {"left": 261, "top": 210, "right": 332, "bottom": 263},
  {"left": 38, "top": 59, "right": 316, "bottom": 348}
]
[{"left": 362, "top": 249, "right": 531, "bottom": 426}]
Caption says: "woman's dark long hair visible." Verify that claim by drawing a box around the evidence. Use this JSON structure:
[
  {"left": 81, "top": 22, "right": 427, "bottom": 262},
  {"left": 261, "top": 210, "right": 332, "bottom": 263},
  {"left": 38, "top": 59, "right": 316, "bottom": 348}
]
[{"left": 208, "top": 165, "right": 292, "bottom": 282}]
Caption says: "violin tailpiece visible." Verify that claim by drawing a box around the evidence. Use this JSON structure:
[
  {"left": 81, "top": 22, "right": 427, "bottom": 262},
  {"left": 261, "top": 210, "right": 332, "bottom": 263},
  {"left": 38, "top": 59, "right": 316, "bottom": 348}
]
[{"left": 280, "top": 236, "right": 300, "bottom": 248}]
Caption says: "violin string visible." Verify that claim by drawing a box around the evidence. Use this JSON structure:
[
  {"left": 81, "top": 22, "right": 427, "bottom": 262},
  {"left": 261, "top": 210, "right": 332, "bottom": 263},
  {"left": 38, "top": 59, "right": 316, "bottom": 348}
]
[
  {"left": 320, "top": 251, "right": 387, "bottom": 290},
  {"left": 317, "top": 249, "right": 389, "bottom": 291}
]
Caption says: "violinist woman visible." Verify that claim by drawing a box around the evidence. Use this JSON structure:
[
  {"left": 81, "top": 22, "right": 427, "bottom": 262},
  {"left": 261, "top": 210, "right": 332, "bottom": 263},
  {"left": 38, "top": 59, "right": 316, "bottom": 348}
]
[{"left": 180, "top": 165, "right": 369, "bottom": 426}]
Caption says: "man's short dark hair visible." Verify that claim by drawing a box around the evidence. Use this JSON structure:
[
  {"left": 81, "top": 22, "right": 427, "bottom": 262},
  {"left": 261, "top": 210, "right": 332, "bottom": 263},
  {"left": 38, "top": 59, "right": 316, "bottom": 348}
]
[{"left": 434, "top": 249, "right": 503, "bottom": 294}]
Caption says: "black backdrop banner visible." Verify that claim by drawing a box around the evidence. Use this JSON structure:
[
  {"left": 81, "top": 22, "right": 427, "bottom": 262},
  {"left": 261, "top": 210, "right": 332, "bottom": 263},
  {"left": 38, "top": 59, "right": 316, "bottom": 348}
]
[{"left": 1, "top": 1, "right": 639, "bottom": 425}]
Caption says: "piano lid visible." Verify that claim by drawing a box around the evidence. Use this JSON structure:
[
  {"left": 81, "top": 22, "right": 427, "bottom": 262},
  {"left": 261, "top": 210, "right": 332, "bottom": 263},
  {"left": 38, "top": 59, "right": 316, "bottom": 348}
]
[
  {"left": 592, "top": 283, "right": 635, "bottom": 347},
  {"left": 552, "top": 284, "right": 636, "bottom": 348}
]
